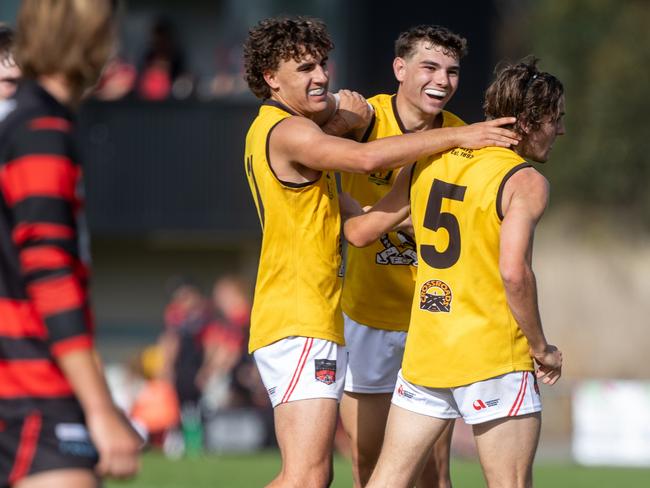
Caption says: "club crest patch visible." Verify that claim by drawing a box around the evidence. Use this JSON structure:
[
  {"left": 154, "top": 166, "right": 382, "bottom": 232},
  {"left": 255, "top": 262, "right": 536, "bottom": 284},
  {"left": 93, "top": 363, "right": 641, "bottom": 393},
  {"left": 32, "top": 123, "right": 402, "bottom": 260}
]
[
  {"left": 315, "top": 359, "right": 336, "bottom": 385},
  {"left": 376, "top": 231, "right": 418, "bottom": 266},
  {"left": 419, "top": 279, "right": 452, "bottom": 312}
]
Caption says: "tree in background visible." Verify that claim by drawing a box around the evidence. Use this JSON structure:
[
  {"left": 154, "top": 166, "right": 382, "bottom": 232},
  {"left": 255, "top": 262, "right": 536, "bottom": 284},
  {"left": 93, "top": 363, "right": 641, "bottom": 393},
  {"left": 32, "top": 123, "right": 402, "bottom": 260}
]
[{"left": 496, "top": 0, "right": 650, "bottom": 225}]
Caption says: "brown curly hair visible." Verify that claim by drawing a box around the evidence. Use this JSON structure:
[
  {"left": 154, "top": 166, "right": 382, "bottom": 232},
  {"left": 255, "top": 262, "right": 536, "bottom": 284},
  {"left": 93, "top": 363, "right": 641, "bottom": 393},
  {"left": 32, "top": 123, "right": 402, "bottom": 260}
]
[
  {"left": 395, "top": 25, "right": 468, "bottom": 61},
  {"left": 243, "top": 16, "right": 334, "bottom": 99},
  {"left": 483, "top": 57, "right": 564, "bottom": 135}
]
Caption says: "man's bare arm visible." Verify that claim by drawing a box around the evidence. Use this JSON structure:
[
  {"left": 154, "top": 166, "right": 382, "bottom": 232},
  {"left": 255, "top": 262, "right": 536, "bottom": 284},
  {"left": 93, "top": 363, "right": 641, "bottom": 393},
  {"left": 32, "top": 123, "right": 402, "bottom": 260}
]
[
  {"left": 499, "top": 168, "right": 562, "bottom": 385},
  {"left": 273, "top": 114, "right": 520, "bottom": 175},
  {"left": 344, "top": 165, "right": 413, "bottom": 247}
]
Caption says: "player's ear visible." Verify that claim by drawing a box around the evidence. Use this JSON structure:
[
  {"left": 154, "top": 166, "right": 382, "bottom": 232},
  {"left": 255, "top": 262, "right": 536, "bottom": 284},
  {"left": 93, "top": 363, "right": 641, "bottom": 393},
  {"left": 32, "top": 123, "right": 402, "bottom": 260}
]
[
  {"left": 393, "top": 57, "right": 407, "bottom": 83},
  {"left": 263, "top": 70, "right": 280, "bottom": 91}
]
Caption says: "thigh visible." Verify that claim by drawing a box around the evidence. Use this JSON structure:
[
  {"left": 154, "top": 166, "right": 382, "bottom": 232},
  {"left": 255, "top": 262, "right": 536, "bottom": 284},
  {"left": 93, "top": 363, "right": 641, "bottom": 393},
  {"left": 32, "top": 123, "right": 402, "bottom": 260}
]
[
  {"left": 340, "top": 392, "right": 392, "bottom": 451},
  {"left": 273, "top": 398, "right": 339, "bottom": 479},
  {"left": 254, "top": 337, "right": 347, "bottom": 407},
  {"left": 416, "top": 420, "right": 455, "bottom": 488},
  {"left": 343, "top": 314, "right": 406, "bottom": 394},
  {"left": 368, "top": 405, "right": 453, "bottom": 488},
  {"left": 14, "top": 469, "right": 98, "bottom": 488},
  {"left": 473, "top": 413, "right": 541, "bottom": 488}
]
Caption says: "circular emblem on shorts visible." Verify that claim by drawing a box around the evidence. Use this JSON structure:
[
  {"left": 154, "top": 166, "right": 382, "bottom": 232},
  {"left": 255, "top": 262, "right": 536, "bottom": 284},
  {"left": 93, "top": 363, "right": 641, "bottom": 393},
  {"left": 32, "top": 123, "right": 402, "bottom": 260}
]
[{"left": 419, "top": 279, "right": 452, "bottom": 313}]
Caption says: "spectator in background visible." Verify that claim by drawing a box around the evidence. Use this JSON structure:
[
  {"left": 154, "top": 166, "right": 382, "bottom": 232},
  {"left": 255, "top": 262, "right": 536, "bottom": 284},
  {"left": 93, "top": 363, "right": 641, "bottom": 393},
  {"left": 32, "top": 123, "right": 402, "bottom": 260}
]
[
  {"left": 137, "top": 17, "right": 187, "bottom": 100},
  {"left": 208, "top": 274, "right": 266, "bottom": 409},
  {"left": 0, "top": 24, "right": 20, "bottom": 100},
  {"left": 93, "top": 56, "right": 136, "bottom": 101},
  {"left": 159, "top": 277, "right": 222, "bottom": 455},
  {"left": 0, "top": 1, "right": 141, "bottom": 486}
]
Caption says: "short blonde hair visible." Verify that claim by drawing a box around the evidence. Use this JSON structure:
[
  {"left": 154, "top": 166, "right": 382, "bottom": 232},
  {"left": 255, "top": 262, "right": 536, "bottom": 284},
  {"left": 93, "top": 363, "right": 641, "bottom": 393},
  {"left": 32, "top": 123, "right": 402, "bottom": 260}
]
[{"left": 16, "top": 0, "right": 115, "bottom": 99}]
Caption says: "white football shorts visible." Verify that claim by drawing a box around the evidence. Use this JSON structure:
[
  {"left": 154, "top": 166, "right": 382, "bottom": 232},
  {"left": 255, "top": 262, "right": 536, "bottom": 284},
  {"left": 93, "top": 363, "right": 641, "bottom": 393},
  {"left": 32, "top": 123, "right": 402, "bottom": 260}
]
[
  {"left": 343, "top": 313, "right": 407, "bottom": 394},
  {"left": 253, "top": 336, "right": 347, "bottom": 408},
  {"left": 392, "top": 369, "right": 542, "bottom": 424}
]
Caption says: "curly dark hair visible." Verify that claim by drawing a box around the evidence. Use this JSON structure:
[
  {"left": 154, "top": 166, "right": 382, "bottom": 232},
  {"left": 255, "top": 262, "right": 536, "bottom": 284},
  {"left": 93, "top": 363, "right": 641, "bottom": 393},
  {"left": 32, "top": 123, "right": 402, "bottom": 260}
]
[
  {"left": 395, "top": 25, "right": 467, "bottom": 60},
  {"left": 483, "top": 57, "right": 564, "bottom": 135},
  {"left": 243, "top": 16, "right": 334, "bottom": 99}
]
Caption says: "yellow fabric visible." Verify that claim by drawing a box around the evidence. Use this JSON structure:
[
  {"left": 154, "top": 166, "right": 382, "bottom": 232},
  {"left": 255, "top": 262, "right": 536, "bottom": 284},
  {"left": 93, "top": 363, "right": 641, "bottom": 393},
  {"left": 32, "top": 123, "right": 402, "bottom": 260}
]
[
  {"left": 244, "top": 103, "right": 344, "bottom": 353},
  {"left": 403, "top": 146, "right": 534, "bottom": 387},
  {"left": 341, "top": 94, "right": 465, "bottom": 331}
]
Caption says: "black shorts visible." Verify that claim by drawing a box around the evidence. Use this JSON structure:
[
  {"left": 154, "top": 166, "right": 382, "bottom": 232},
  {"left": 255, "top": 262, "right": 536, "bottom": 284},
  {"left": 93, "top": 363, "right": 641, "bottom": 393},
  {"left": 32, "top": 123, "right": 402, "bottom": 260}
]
[{"left": 0, "top": 399, "right": 98, "bottom": 487}]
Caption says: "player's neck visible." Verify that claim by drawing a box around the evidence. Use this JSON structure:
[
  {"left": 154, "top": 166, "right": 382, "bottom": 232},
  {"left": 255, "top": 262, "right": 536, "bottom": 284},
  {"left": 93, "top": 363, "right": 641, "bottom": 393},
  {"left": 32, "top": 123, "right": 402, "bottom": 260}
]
[
  {"left": 394, "top": 91, "right": 442, "bottom": 132},
  {"left": 38, "top": 74, "right": 76, "bottom": 109}
]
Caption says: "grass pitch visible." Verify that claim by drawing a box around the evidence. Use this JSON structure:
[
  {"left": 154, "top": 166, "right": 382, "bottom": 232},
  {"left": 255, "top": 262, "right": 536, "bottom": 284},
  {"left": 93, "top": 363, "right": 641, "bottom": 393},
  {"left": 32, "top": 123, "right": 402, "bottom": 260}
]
[{"left": 106, "top": 450, "right": 650, "bottom": 487}]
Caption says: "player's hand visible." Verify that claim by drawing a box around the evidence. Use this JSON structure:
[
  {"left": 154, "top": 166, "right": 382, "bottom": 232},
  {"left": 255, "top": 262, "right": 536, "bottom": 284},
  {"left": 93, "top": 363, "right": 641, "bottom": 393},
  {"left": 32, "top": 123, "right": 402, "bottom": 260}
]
[
  {"left": 455, "top": 117, "right": 520, "bottom": 149},
  {"left": 87, "top": 406, "right": 143, "bottom": 479},
  {"left": 321, "top": 90, "right": 371, "bottom": 136},
  {"left": 335, "top": 89, "right": 373, "bottom": 132},
  {"left": 529, "top": 344, "right": 562, "bottom": 385},
  {"left": 394, "top": 215, "right": 414, "bottom": 237}
]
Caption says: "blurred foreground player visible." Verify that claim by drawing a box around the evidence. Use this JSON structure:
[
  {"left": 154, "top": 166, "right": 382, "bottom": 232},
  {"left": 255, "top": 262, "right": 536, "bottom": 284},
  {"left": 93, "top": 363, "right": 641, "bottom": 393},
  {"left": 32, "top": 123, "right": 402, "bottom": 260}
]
[
  {"left": 0, "top": 1, "right": 141, "bottom": 487},
  {"left": 345, "top": 58, "right": 565, "bottom": 488}
]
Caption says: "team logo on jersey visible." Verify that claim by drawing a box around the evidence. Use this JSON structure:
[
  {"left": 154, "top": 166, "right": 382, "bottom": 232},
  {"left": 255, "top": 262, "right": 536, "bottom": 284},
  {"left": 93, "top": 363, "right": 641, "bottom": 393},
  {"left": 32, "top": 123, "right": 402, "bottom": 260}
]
[
  {"left": 369, "top": 170, "right": 394, "bottom": 186},
  {"left": 315, "top": 359, "right": 337, "bottom": 385},
  {"left": 376, "top": 231, "right": 418, "bottom": 266},
  {"left": 419, "top": 279, "right": 452, "bottom": 312}
]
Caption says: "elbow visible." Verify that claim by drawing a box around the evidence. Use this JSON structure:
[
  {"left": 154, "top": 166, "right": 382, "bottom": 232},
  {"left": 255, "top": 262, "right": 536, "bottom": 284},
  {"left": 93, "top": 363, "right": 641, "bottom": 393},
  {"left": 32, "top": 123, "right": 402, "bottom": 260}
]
[
  {"left": 344, "top": 222, "right": 373, "bottom": 248},
  {"left": 500, "top": 262, "right": 530, "bottom": 293},
  {"left": 353, "top": 146, "right": 384, "bottom": 174}
]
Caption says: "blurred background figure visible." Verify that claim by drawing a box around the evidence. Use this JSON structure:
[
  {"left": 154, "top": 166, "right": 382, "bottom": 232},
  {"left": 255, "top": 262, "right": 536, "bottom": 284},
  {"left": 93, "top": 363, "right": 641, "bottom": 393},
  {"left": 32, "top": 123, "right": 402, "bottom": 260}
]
[
  {"left": 158, "top": 276, "right": 215, "bottom": 456},
  {"left": 93, "top": 56, "right": 137, "bottom": 101},
  {"left": 136, "top": 16, "right": 189, "bottom": 100},
  {"left": 0, "top": 23, "right": 19, "bottom": 100}
]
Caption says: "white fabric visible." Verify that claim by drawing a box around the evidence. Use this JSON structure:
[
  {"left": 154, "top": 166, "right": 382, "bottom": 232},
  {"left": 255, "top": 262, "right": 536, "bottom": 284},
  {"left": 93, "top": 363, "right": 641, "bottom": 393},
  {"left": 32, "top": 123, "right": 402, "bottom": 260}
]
[
  {"left": 392, "top": 369, "right": 542, "bottom": 425},
  {"left": 254, "top": 336, "right": 347, "bottom": 408},
  {"left": 343, "top": 313, "right": 407, "bottom": 393}
]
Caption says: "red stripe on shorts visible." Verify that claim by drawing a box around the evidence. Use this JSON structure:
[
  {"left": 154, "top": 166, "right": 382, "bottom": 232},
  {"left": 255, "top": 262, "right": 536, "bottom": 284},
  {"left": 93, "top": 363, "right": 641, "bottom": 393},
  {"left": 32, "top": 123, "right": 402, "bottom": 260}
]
[
  {"left": 8, "top": 411, "right": 42, "bottom": 484},
  {"left": 508, "top": 372, "right": 528, "bottom": 417},
  {"left": 281, "top": 338, "right": 313, "bottom": 404}
]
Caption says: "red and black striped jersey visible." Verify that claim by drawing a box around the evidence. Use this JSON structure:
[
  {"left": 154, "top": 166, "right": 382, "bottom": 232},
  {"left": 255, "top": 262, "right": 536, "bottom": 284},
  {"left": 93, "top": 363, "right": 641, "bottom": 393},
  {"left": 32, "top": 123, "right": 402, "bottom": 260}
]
[{"left": 0, "top": 80, "right": 94, "bottom": 401}]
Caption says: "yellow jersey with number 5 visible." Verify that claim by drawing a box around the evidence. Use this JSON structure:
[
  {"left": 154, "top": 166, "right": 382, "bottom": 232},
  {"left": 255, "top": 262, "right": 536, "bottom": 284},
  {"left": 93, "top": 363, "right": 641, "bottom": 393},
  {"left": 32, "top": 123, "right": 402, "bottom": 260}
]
[
  {"left": 341, "top": 94, "right": 465, "bottom": 332},
  {"left": 403, "top": 146, "right": 534, "bottom": 387},
  {"left": 244, "top": 101, "right": 344, "bottom": 353}
]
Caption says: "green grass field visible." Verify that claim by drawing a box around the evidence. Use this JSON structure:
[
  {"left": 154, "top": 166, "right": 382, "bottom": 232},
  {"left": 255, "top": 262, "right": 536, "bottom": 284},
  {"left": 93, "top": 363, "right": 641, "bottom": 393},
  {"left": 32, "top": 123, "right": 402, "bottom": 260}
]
[{"left": 106, "top": 450, "right": 650, "bottom": 487}]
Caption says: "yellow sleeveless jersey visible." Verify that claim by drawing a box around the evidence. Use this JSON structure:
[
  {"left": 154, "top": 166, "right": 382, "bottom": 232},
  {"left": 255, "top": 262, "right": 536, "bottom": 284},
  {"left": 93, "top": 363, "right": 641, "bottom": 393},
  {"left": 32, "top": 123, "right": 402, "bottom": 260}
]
[
  {"left": 244, "top": 101, "right": 344, "bottom": 353},
  {"left": 403, "top": 146, "right": 534, "bottom": 387},
  {"left": 341, "top": 94, "right": 465, "bottom": 331}
]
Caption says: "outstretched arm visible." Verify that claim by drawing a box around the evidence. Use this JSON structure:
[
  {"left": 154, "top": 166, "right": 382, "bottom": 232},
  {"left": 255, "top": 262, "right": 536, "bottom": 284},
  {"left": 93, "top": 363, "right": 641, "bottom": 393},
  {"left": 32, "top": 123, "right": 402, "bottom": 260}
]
[
  {"left": 344, "top": 165, "right": 413, "bottom": 247},
  {"left": 272, "top": 115, "right": 520, "bottom": 175},
  {"left": 499, "top": 168, "right": 562, "bottom": 385}
]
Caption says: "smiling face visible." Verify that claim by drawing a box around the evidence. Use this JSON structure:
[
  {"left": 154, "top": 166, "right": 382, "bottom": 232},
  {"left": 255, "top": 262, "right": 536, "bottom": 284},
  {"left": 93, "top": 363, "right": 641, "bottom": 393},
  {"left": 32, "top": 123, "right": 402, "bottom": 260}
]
[
  {"left": 394, "top": 41, "right": 460, "bottom": 118},
  {"left": 520, "top": 95, "right": 566, "bottom": 163},
  {"left": 263, "top": 50, "right": 329, "bottom": 117}
]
